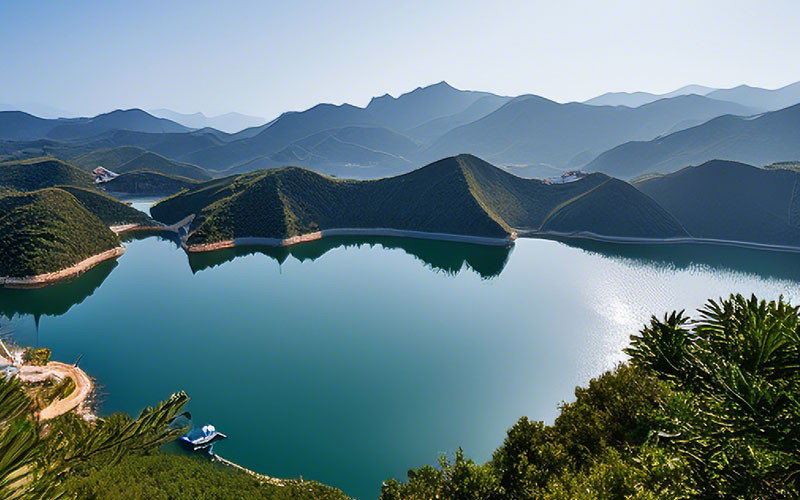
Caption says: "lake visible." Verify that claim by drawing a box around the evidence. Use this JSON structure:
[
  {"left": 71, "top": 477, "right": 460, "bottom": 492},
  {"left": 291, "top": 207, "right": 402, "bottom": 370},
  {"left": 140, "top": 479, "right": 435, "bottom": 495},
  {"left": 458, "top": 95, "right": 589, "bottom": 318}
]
[{"left": 3, "top": 218, "right": 800, "bottom": 499}]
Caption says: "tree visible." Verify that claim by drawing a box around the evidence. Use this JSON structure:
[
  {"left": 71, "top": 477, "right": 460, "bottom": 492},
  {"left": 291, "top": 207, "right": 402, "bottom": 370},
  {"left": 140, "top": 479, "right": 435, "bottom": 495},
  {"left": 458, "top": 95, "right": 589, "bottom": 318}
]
[
  {"left": 626, "top": 294, "right": 800, "bottom": 498},
  {"left": 0, "top": 373, "right": 189, "bottom": 500}
]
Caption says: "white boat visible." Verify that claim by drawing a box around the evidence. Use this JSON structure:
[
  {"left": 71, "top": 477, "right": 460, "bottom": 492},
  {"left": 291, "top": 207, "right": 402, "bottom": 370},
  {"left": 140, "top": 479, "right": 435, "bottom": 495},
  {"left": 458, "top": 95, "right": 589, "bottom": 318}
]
[{"left": 179, "top": 424, "right": 227, "bottom": 451}]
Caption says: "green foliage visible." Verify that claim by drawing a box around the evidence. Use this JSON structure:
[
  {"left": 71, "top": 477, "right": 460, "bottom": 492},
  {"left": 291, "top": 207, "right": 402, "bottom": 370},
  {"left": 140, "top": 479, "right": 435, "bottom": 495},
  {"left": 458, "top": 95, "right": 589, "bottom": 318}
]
[
  {"left": 57, "top": 185, "right": 153, "bottom": 226},
  {"left": 381, "top": 448, "right": 498, "bottom": 500},
  {"left": 636, "top": 160, "right": 800, "bottom": 246},
  {"left": 73, "top": 147, "right": 211, "bottom": 180},
  {"left": 0, "top": 188, "right": 120, "bottom": 277},
  {"left": 384, "top": 294, "right": 800, "bottom": 499},
  {"left": 64, "top": 454, "right": 351, "bottom": 500},
  {"left": 0, "top": 157, "right": 94, "bottom": 191},
  {"left": 22, "top": 347, "right": 51, "bottom": 366},
  {"left": 0, "top": 378, "right": 190, "bottom": 500},
  {"left": 626, "top": 293, "right": 800, "bottom": 497},
  {"left": 152, "top": 155, "right": 686, "bottom": 245}
]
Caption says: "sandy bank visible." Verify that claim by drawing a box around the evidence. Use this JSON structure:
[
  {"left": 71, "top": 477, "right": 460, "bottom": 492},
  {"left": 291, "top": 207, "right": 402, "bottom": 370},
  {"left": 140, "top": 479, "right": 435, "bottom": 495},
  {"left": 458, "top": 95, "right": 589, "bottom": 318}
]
[
  {"left": 185, "top": 227, "right": 516, "bottom": 252},
  {"left": 524, "top": 230, "right": 800, "bottom": 254},
  {"left": 0, "top": 246, "right": 126, "bottom": 289},
  {"left": 19, "top": 361, "right": 94, "bottom": 421}
]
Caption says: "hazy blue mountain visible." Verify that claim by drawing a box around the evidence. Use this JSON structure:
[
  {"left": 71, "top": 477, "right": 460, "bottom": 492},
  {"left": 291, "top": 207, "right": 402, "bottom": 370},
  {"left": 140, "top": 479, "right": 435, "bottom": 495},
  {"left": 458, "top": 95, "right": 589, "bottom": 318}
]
[
  {"left": 706, "top": 81, "right": 800, "bottom": 111},
  {"left": 365, "top": 81, "right": 504, "bottom": 132},
  {"left": 586, "top": 103, "right": 800, "bottom": 179},
  {"left": 265, "top": 126, "right": 419, "bottom": 172},
  {"left": 584, "top": 84, "right": 717, "bottom": 107},
  {"left": 183, "top": 103, "right": 381, "bottom": 170},
  {"left": 423, "top": 94, "right": 756, "bottom": 170},
  {"left": 0, "top": 111, "right": 59, "bottom": 141},
  {"left": 149, "top": 109, "right": 265, "bottom": 133},
  {"left": 0, "top": 102, "right": 76, "bottom": 119},
  {"left": 407, "top": 94, "right": 513, "bottom": 142},
  {"left": 45, "top": 109, "right": 191, "bottom": 140},
  {"left": 636, "top": 160, "right": 800, "bottom": 246}
]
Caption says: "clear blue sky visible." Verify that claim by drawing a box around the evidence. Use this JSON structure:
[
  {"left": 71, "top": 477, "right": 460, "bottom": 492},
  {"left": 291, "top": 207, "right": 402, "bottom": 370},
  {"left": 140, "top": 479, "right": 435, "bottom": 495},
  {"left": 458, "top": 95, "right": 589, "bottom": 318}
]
[{"left": 2, "top": 0, "right": 799, "bottom": 119}]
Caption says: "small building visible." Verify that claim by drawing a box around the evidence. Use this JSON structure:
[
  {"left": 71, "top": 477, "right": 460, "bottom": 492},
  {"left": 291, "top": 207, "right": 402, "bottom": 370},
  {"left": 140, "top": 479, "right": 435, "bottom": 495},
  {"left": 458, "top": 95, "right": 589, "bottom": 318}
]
[{"left": 93, "top": 166, "right": 119, "bottom": 183}]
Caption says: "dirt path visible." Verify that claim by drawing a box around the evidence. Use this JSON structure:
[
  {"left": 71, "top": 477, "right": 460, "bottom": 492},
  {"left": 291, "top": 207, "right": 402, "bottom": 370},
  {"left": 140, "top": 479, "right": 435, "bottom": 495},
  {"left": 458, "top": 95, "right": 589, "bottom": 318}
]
[{"left": 18, "top": 361, "right": 94, "bottom": 421}]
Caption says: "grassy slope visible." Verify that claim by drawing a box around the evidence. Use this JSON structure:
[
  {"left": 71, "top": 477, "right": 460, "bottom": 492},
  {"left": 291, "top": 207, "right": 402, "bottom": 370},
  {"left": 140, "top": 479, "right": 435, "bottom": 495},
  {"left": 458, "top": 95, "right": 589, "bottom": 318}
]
[
  {"left": 540, "top": 178, "right": 688, "bottom": 237},
  {"left": 152, "top": 154, "right": 686, "bottom": 245},
  {"left": 167, "top": 157, "right": 511, "bottom": 244},
  {"left": 103, "top": 170, "right": 200, "bottom": 195},
  {"left": 64, "top": 454, "right": 351, "bottom": 500},
  {"left": 0, "top": 188, "right": 121, "bottom": 277},
  {"left": 0, "top": 157, "right": 94, "bottom": 190},
  {"left": 57, "top": 185, "right": 154, "bottom": 226},
  {"left": 73, "top": 146, "right": 212, "bottom": 180},
  {"left": 636, "top": 159, "right": 800, "bottom": 246},
  {"left": 72, "top": 146, "right": 146, "bottom": 171}
]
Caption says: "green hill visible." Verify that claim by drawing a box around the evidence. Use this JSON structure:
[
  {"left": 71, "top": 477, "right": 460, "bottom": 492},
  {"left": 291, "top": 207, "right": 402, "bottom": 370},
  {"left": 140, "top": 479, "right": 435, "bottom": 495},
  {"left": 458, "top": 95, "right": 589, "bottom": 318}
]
[
  {"left": 0, "top": 157, "right": 94, "bottom": 190},
  {"left": 71, "top": 146, "right": 146, "bottom": 170},
  {"left": 102, "top": 170, "right": 200, "bottom": 196},
  {"left": 539, "top": 177, "right": 688, "bottom": 237},
  {"left": 635, "top": 160, "right": 800, "bottom": 246},
  {"left": 0, "top": 188, "right": 121, "bottom": 278},
  {"left": 57, "top": 185, "right": 154, "bottom": 226},
  {"left": 152, "top": 154, "right": 687, "bottom": 247},
  {"left": 72, "top": 146, "right": 211, "bottom": 180}
]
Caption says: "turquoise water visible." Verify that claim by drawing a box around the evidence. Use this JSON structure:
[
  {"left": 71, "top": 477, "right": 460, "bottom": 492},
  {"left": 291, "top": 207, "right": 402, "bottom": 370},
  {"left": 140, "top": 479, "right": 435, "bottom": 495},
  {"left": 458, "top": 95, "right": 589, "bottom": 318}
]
[{"left": 2, "top": 227, "right": 800, "bottom": 499}]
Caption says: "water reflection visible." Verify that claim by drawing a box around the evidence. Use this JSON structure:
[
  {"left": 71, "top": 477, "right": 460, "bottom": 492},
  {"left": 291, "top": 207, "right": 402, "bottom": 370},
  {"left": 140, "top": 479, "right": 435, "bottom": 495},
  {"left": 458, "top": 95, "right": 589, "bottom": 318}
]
[
  {"left": 544, "top": 236, "right": 800, "bottom": 284},
  {"left": 0, "top": 259, "right": 117, "bottom": 322},
  {"left": 3, "top": 234, "right": 799, "bottom": 325},
  {"left": 186, "top": 235, "right": 515, "bottom": 279}
]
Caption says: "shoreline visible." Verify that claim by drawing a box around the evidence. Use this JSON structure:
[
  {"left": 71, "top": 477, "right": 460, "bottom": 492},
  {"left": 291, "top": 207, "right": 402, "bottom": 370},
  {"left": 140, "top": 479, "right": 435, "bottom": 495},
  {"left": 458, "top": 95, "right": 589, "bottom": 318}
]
[
  {"left": 184, "top": 227, "right": 517, "bottom": 252},
  {"left": 18, "top": 361, "right": 95, "bottom": 421},
  {"left": 524, "top": 230, "right": 800, "bottom": 254},
  {"left": 0, "top": 246, "right": 126, "bottom": 289}
]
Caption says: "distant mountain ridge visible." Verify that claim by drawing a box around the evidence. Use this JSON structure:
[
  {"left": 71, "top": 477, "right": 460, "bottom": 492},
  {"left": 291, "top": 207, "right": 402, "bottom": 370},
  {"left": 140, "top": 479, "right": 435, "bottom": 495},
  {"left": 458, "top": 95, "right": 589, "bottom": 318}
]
[
  {"left": 584, "top": 84, "right": 717, "bottom": 107},
  {"left": 149, "top": 109, "right": 266, "bottom": 133},
  {"left": 586, "top": 103, "right": 800, "bottom": 179},
  {"left": 706, "top": 81, "right": 800, "bottom": 111},
  {"left": 2, "top": 80, "right": 800, "bottom": 180},
  {"left": 0, "top": 109, "right": 191, "bottom": 142},
  {"left": 421, "top": 94, "right": 757, "bottom": 173}
]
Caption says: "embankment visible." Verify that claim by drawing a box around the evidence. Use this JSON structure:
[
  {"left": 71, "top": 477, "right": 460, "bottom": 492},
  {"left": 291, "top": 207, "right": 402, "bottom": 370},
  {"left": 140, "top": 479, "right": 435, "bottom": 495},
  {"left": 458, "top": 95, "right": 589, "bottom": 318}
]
[
  {"left": 524, "top": 230, "right": 800, "bottom": 254},
  {"left": 0, "top": 246, "right": 125, "bottom": 288},
  {"left": 184, "top": 227, "right": 516, "bottom": 253}
]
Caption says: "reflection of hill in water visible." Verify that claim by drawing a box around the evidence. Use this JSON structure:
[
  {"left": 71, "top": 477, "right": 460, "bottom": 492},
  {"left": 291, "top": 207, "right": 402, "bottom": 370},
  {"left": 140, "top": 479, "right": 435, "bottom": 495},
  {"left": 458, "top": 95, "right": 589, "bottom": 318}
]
[
  {"left": 0, "top": 259, "right": 118, "bottom": 322},
  {"left": 187, "top": 235, "right": 514, "bottom": 279},
  {"left": 546, "top": 236, "right": 800, "bottom": 284}
]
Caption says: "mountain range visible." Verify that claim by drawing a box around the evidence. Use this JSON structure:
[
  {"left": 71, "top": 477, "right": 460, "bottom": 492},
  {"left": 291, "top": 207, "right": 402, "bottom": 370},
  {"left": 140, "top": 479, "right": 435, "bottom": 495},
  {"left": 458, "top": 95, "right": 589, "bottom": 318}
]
[
  {"left": 150, "top": 154, "right": 687, "bottom": 246},
  {"left": 148, "top": 109, "right": 266, "bottom": 134},
  {"left": 587, "top": 103, "right": 800, "bottom": 179},
  {"left": 583, "top": 84, "right": 717, "bottom": 107},
  {"left": 3, "top": 153, "right": 800, "bottom": 280},
  {"left": 583, "top": 81, "right": 800, "bottom": 112},
  {"left": 1, "top": 80, "right": 799, "bottom": 181}
]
